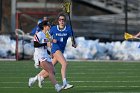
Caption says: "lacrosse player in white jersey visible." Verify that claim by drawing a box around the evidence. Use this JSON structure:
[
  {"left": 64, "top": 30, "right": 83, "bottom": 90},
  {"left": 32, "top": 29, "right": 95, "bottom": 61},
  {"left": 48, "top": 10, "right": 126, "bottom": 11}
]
[
  {"left": 28, "top": 13, "right": 76, "bottom": 90},
  {"left": 29, "top": 20, "right": 62, "bottom": 92}
]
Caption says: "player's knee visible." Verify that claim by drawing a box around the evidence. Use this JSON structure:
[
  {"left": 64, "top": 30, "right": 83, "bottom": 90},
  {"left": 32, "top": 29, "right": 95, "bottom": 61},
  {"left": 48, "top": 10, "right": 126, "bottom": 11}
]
[
  {"left": 65, "top": 61, "right": 68, "bottom": 66},
  {"left": 49, "top": 71, "right": 55, "bottom": 77},
  {"left": 62, "top": 61, "right": 68, "bottom": 68},
  {"left": 48, "top": 69, "right": 54, "bottom": 74}
]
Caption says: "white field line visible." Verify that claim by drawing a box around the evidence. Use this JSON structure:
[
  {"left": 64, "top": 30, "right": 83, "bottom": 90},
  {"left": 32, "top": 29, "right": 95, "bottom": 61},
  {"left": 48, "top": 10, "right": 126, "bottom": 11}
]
[
  {"left": 0, "top": 59, "right": 140, "bottom": 62},
  {"left": 0, "top": 72, "right": 138, "bottom": 75},
  {"left": 71, "top": 81, "right": 140, "bottom": 83},
  {"left": 0, "top": 64, "right": 139, "bottom": 67},
  {"left": 0, "top": 80, "right": 140, "bottom": 83},
  {"left": 76, "top": 86, "right": 140, "bottom": 88},
  {"left": 0, "top": 59, "right": 16, "bottom": 61},
  {"left": 0, "top": 85, "right": 140, "bottom": 89},
  {"left": 61, "top": 72, "right": 139, "bottom": 74},
  {"left": 0, "top": 63, "right": 139, "bottom": 66},
  {"left": 67, "top": 59, "right": 140, "bottom": 63},
  {"left": 84, "top": 92, "right": 140, "bottom": 93},
  {"left": 0, "top": 75, "right": 140, "bottom": 79},
  {"left": 1, "top": 68, "right": 140, "bottom": 70},
  {"left": 85, "top": 92, "right": 140, "bottom": 93},
  {"left": 81, "top": 68, "right": 140, "bottom": 70}
]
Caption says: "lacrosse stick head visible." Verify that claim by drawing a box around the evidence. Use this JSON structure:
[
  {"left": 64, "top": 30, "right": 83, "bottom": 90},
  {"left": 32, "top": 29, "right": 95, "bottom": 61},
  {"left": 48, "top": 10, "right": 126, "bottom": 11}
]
[
  {"left": 63, "top": 2, "right": 71, "bottom": 13},
  {"left": 124, "top": 32, "right": 134, "bottom": 40}
]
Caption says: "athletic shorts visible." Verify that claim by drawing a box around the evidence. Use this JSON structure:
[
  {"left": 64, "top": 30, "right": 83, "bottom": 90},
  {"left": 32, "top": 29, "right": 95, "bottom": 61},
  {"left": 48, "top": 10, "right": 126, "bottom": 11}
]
[
  {"left": 51, "top": 46, "right": 64, "bottom": 54},
  {"left": 34, "top": 52, "right": 52, "bottom": 68}
]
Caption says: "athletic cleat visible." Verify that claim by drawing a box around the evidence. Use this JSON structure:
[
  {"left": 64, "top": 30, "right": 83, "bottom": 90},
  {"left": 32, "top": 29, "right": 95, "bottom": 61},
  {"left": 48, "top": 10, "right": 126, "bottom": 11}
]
[
  {"left": 37, "top": 76, "right": 44, "bottom": 88},
  {"left": 55, "top": 84, "right": 63, "bottom": 92},
  {"left": 28, "top": 77, "right": 36, "bottom": 88},
  {"left": 63, "top": 84, "right": 74, "bottom": 90}
]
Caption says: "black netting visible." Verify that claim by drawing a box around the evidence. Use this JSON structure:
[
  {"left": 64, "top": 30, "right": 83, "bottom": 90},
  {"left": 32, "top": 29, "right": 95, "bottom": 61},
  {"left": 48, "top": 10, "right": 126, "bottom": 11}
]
[{"left": 17, "top": 0, "right": 72, "bottom": 33}]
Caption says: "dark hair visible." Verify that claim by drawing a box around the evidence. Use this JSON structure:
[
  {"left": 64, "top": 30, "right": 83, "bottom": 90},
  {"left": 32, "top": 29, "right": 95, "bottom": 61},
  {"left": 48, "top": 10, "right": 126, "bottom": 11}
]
[
  {"left": 52, "top": 13, "right": 67, "bottom": 25},
  {"left": 57, "top": 13, "right": 67, "bottom": 21},
  {"left": 42, "top": 21, "right": 50, "bottom": 26},
  {"left": 39, "top": 21, "right": 50, "bottom": 30}
]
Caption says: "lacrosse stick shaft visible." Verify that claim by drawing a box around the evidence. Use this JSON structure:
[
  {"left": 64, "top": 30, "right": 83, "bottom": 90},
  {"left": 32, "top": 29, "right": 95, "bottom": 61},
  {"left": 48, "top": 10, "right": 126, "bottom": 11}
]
[
  {"left": 67, "top": 13, "right": 76, "bottom": 44},
  {"left": 64, "top": 2, "right": 76, "bottom": 44}
]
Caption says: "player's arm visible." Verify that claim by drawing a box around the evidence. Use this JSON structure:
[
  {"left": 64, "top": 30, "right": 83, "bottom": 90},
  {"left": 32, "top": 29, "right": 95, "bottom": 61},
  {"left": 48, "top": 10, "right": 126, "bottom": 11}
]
[
  {"left": 134, "top": 32, "right": 140, "bottom": 38},
  {"left": 48, "top": 27, "right": 57, "bottom": 43},
  {"left": 47, "top": 42, "right": 51, "bottom": 48},
  {"left": 34, "top": 34, "right": 47, "bottom": 47},
  {"left": 47, "top": 42, "right": 51, "bottom": 55},
  {"left": 71, "top": 36, "right": 77, "bottom": 48},
  {"left": 69, "top": 26, "right": 77, "bottom": 48},
  {"left": 46, "top": 37, "right": 57, "bottom": 44}
]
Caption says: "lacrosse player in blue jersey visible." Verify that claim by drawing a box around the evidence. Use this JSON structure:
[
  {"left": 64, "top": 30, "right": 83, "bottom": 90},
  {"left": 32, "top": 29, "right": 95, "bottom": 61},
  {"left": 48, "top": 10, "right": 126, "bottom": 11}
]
[
  {"left": 49, "top": 13, "right": 77, "bottom": 89},
  {"left": 30, "top": 16, "right": 48, "bottom": 35},
  {"left": 28, "top": 13, "right": 77, "bottom": 89},
  {"left": 30, "top": 19, "right": 42, "bottom": 35}
]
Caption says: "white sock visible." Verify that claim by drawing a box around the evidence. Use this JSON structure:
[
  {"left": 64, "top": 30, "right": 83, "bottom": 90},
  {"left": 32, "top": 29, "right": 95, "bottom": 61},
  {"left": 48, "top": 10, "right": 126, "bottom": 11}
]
[
  {"left": 40, "top": 76, "right": 44, "bottom": 81},
  {"left": 55, "top": 84, "right": 59, "bottom": 89},
  {"left": 33, "top": 75, "right": 38, "bottom": 81},
  {"left": 63, "top": 78, "right": 67, "bottom": 86}
]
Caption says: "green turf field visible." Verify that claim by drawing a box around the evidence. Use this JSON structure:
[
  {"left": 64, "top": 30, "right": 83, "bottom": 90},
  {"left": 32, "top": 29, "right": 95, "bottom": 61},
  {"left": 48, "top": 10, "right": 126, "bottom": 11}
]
[{"left": 0, "top": 60, "right": 140, "bottom": 93}]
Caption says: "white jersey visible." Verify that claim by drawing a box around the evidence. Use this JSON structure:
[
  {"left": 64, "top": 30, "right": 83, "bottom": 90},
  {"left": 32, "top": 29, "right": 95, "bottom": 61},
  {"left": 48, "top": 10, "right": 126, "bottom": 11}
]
[{"left": 33, "top": 31, "right": 52, "bottom": 68}]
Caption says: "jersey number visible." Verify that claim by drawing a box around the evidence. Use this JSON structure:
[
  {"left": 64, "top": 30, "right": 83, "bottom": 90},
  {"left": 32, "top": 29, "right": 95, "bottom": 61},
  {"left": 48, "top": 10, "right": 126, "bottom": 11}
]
[{"left": 60, "top": 37, "right": 63, "bottom": 42}]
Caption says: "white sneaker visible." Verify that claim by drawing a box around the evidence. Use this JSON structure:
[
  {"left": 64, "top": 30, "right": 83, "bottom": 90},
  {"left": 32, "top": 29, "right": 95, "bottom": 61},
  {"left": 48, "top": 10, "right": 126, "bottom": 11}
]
[
  {"left": 63, "top": 84, "right": 74, "bottom": 89},
  {"left": 55, "top": 84, "right": 63, "bottom": 92},
  {"left": 37, "top": 76, "right": 44, "bottom": 88},
  {"left": 34, "top": 62, "right": 39, "bottom": 68},
  {"left": 28, "top": 77, "right": 36, "bottom": 87}
]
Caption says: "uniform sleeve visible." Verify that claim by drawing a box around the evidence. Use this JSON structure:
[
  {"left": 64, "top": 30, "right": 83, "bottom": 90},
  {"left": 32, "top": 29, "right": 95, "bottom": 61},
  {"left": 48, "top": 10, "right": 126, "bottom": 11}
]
[
  {"left": 34, "top": 33, "right": 41, "bottom": 42},
  {"left": 30, "top": 27, "right": 37, "bottom": 35},
  {"left": 36, "top": 26, "right": 42, "bottom": 32},
  {"left": 49, "top": 27, "right": 53, "bottom": 36},
  {"left": 34, "top": 41, "right": 47, "bottom": 47}
]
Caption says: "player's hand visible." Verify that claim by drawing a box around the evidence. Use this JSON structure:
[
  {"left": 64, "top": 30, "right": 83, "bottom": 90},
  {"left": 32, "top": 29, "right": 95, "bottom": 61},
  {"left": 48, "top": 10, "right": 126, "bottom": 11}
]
[
  {"left": 50, "top": 53, "right": 54, "bottom": 58},
  {"left": 133, "top": 35, "right": 138, "bottom": 38},
  {"left": 72, "top": 43, "right": 77, "bottom": 48},
  {"left": 133, "top": 36, "right": 137, "bottom": 38},
  {"left": 52, "top": 39, "right": 57, "bottom": 43}
]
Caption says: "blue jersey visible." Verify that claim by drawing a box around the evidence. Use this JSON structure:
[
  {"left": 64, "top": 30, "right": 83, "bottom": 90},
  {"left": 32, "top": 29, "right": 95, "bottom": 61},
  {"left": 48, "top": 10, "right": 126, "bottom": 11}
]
[
  {"left": 30, "top": 19, "right": 43, "bottom": 35},
  {"left": 30, "top": 26, "right": 42, "bottom": 35},
  {"left": 50, "top": 25, "right": 73, "bottom": 53}
]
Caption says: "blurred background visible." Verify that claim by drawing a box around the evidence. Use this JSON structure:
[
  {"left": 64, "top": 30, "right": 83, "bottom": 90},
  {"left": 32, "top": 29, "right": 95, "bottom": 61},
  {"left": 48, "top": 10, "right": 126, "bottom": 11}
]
[{"left": 0, "top": 0, "right": 140, "bottom": 61}]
